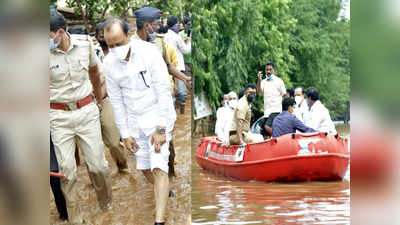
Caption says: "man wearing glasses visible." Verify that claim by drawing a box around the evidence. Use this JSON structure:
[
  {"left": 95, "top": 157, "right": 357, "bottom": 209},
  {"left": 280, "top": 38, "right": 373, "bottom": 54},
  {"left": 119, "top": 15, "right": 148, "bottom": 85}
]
[{"left": 103, "top": 18, "right": 176, "bottom": 225}]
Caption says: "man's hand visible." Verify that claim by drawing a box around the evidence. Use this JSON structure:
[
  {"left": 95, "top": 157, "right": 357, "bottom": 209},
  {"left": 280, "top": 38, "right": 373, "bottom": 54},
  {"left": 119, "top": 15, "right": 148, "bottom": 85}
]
[
  {"left": 257, "top": 71, "right": 263, "bottom": 81},
  {"left": 123, "top": 137, "right": 140, "bottom": 154},
  {"left": 183, "top": 76, "right": 192, "bottom": 90},
  {"left": 97, "top": 102, "right": 103, "bottom": 112},
  {"left": 151, "top": 131, "right": 166, "bottom": 153}
]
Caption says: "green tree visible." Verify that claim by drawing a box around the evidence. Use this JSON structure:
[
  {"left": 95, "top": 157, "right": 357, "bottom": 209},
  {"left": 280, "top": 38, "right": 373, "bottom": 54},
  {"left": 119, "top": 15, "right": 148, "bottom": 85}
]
[
  {"left": 192, "top": 0, "right": 296, "bottom": 112},
  {"left": 63, "top": 0, "right": 189, "bottom": 32},
  {"left": 193, "top": 0, "right": 350, "bottom": 120},
  {"left": 288, "top": 0, "right": 350, "bottom": 119}
]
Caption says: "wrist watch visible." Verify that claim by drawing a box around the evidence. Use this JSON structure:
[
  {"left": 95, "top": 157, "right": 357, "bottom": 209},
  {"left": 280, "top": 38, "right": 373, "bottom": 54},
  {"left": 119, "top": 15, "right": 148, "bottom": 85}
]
[{"left": 157, "top": 127, "right": 166, "bottom": 134}]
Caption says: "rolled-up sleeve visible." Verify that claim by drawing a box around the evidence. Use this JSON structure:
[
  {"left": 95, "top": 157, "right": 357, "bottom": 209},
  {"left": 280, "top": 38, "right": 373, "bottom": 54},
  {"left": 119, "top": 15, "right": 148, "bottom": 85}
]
[
  {"left": 149, "top": 48, "right": 174, "bottom": 128},
  {"left": 104, "top": 66, "right": 130, "bottom": 138}
]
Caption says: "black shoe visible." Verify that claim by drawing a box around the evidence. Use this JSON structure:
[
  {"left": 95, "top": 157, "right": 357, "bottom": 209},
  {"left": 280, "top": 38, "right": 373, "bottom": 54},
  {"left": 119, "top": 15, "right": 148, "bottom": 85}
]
[{"left": 155, "top": 223, "right": 165, "bottom": 225}]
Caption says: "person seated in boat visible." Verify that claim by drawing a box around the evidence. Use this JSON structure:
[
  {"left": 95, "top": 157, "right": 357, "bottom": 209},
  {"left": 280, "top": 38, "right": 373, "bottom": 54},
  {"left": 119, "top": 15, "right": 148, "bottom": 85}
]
[
  {"left": 271, "top": 98, "right": 316, "bottom": 138},
  {"left": 219, "top": 91, "right": 238, "bottom": 143},
  {"left": 293, "top": 86, "right": 308, "bottom": 122},
  {"left": 215, "top": 94, "right": 229, "bottom": 141},
  {"left": 303, "top": 87, "right": 337, "bottom": 134},
  {"left": 229, "top": 84, "right": 264, "bottom": 145}
]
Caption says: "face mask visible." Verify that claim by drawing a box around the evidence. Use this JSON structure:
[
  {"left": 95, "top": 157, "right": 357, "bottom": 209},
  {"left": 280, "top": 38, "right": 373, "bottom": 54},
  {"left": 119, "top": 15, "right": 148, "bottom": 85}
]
[
  {"left": 295, "top": 96, "right": 303, "bottom": 105},
  {"left": 228, "top": 99, "right": 238, "bottom": 109},
  {"left": 50, "top": 31, "right": 61, "bottom": 50},
  {"left": 147, "top": 26, "right": 157, "bottom": 42},
  {"left": 171, "top": 24, "right": 179, "bottom": 33},
  {"left": 266, "top": 74, "right": 273, "bottom": 80},
  {"left": 110, "top": 43, "right": 130, "bottom": 61},
  {"left": 305, "top": 98, "right": 310, "bottom": 107},
  {"left": 98, "top": 39, "right": 108, "bottom": 49},
  {"left": 247, "top": 93, "right": 256, "bottom": 103},
  {"left": 50, "top": 38, "right": 60, "bottom": 50}
]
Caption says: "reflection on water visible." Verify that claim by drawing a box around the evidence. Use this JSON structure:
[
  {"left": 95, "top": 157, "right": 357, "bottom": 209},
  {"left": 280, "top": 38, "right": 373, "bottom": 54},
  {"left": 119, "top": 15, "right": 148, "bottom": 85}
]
[
  {"left": 192, "top": 124, "right": 350, "bottom": 225},
  {"left": 50, "top": 97, "right": 191, "bottom": 225}
]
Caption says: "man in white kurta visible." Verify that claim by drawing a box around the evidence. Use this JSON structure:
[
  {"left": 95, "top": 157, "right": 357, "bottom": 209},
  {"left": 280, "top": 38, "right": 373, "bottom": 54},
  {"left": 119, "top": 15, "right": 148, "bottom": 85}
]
[
  {"left": 303, "top": 87, "right": 337, "bottom": 135},
  {"left": 103, "top": 18, "right": 176, "bottom": 224}
]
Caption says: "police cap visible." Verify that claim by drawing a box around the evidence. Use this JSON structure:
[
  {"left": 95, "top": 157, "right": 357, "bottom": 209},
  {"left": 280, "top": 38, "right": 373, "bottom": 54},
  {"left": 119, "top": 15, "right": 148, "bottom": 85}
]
[{"left": 134, "top": 7, "right": 162, "bottom": 19}]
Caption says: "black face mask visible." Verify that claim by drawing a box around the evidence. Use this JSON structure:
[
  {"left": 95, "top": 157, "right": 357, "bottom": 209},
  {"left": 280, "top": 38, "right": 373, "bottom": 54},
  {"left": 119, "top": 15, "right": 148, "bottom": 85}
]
[
  {"left": 99, "top": 39, "right": 108, "bottom": 49},
  {"left": 247, "top": 93, "right": 256, "bottom": 103}
]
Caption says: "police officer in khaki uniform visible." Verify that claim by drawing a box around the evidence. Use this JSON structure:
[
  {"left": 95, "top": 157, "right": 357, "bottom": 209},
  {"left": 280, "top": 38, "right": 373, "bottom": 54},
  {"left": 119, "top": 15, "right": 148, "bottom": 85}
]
[
  {"left": 49, "top": 10, "right": 112, "bottom": 224},
  {"left": 132, "top": 7, "right": 190, "bottom": 177},
  {"left": 229, "top": 84, "right": 264, "bottom": 145}
]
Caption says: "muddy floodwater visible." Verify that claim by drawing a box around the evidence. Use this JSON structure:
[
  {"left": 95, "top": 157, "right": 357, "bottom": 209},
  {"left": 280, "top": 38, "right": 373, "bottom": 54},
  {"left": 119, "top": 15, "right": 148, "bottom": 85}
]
[
  {"left": 50, "top": 97, "right": 191, "bottom": 225},
  {"left": 191, "top": 124, "right": 350, "bottom": 225}
]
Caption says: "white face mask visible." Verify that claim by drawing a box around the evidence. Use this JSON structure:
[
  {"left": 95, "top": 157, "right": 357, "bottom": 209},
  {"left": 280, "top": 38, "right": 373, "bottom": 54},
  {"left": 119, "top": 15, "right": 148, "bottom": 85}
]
[
  {"left": 295, "top": 96, "right": 303, "bottom": 105},
  {"left": 110, "top": 43, "right": 130, "bottom": 61},
  {"left": 228, "top": 99, "right": 238, "bottom": 109}
]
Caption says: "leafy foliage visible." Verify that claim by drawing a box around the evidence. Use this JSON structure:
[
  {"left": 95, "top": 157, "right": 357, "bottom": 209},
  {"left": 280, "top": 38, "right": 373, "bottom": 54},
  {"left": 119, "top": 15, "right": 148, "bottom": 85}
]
[
  {"left": 62, "top": 0, "right": 189, "bottom": 32},
  {"left": 193, "top": 0, "right": 350, "bottom": 119}
]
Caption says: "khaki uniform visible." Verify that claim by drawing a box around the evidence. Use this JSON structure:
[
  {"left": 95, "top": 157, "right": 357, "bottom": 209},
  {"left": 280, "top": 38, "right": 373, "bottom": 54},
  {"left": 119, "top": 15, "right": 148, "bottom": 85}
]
[
  {"left": 94, "top": 44, "right": 128, "bottom": 171},
  {"left": 229, "top": 96, "right": 263, "bottom": 145},
  {"left": 49, "top": 34, "right": 112, "bottom": 224}
]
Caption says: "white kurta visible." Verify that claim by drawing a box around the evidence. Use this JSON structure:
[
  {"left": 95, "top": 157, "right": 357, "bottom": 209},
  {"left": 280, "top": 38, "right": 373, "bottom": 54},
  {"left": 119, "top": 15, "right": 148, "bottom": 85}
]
[{"left": 103, "top": 39, "right": 176, "bottom": 139}]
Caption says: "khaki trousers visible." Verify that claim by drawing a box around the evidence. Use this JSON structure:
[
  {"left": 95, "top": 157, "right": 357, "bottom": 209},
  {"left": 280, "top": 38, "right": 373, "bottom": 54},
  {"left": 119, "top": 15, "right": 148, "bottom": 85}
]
[
  {"left": 50, "top": 102, "right": 112, "bottom": 224},
  {"left": 229, "top": 131, "right": 264, "bottom": 145},
  {"left": 100, "top": 97, "right": 127, "bottom": 170}
]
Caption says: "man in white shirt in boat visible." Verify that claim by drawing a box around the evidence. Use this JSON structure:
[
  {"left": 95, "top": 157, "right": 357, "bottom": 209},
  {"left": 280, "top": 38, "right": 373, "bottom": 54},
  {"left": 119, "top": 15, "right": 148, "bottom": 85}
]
[
  {"left": 215, "top": 92, "right": 238, "bottom": 143},
  {"left": 229, "top": 84, "right": 264, "bottom": 145},
  {"left": 303, "top": 87, "right": 337, "bottom": 135},
  {"left": 293, "top": 86, "right": 309, "bottom": 122},
  {"left": 215, "top": 94, "right": 229, "bottom": 140},
  {"left": 103, "top": 18, "right": 176, "bottom": 225}
]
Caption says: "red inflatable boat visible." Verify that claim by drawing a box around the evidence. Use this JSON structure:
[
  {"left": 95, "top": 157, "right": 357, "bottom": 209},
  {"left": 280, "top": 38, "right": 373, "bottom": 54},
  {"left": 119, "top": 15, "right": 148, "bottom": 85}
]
[{"left": 195, "top": 132, "right": 349, "bottom": 182}]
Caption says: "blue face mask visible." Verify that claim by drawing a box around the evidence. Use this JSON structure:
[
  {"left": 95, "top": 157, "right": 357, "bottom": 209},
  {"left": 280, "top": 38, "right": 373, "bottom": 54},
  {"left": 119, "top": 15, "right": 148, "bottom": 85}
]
[
  {"left": 266, "top": 74, "right": 273, "bottom": 79},
  {"left": 171, "top": 24, "right": 179, "bottom": 33},
  {"left": 50, "top": 38, "right": 60, "bottom": 50}
]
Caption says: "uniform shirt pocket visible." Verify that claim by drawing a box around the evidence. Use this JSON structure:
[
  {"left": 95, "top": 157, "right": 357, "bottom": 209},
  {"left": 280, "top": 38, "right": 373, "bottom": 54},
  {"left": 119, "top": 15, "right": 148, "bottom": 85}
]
[
  {"left": 49, "top": 63, "right": 68, "bottom": 89},
  {"left": 70, "top": 58, "right": 89, "bottom": 82}
]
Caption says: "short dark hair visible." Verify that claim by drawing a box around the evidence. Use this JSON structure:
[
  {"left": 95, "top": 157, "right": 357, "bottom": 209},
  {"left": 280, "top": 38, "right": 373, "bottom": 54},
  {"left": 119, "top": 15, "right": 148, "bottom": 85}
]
[
  {"left": 286, "top": 88, "right": 294, "bottom": 98},
  {"left": 265, "top": 61, "right": 275, "bottom": 69},
  {"left": 295, "top": 86, "right": 304, "bottom": 94},
  {"left": 183, "top": 16, "right": 191, "bottom": 25},
  {"left": 50, "top": 10, "right": 66, "bottom": 32},
  {"left": 167, "top": 15, "right": 178, "bottom": 28},
  {"left": 238, "top": 89, "right": 245, "bottom": 99},
  {"left": 244, "top": 83, "right": 257, "bottom": 92},
  {"left": 305, "top": 87, "right": 319, "bottom": 101},
  {"left": 104, "top": 17, "right": 130, "bottom": 35},
  {"left": 68, "top": 25, "right": 86, "bottom": 35},
  {"left": 136, "top": 17, "right": 157, "bottom": 30},
  {"left": 95, "top": 22, "right": 104, "bottom": 36},
  {"left": 158, "top": 24, "right": 168, "bottom": 34},
  {"left": 282, "top": 97, "right": 296, "bottom": 111}
]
